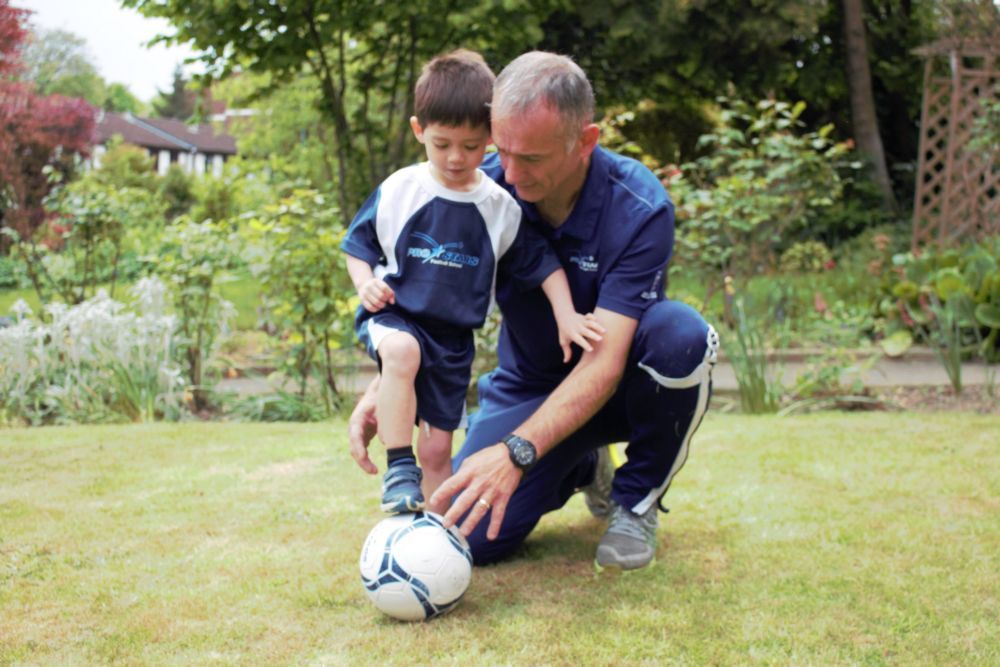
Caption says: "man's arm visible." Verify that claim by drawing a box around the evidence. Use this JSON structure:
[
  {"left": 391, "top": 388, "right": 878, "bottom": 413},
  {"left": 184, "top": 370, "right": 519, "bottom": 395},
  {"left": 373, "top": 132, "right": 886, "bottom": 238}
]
[
  {"left": 347, "top": 375, "right": 380, "bottom": 474},
  {"left": 429, "top": 306, "right": 638, "bottom": 539}
]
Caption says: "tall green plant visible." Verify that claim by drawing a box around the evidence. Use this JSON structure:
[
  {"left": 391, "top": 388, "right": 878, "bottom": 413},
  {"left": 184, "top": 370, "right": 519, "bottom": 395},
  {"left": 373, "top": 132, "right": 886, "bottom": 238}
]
[
  {"left": 727, "top": 296, "right": 783, "bottom": 414},
  {"left": 155, "top": 218, "right": 240, "bottom": 411},
  {"left": 244, "top": 188, "right": 355, "bottom": 414}
]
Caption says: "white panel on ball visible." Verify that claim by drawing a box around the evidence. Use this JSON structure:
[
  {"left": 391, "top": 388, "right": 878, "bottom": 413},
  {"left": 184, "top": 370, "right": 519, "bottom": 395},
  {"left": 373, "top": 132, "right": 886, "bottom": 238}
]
[{"left": 359, "top": 511, "right": 472, "bottom": 621}]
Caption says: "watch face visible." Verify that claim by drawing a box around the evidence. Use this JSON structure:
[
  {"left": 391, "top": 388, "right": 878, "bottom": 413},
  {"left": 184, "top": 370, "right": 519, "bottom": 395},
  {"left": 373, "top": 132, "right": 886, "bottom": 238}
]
[
  {"left": 513, "top": 443, "right": 533, "bottom": 465},
  {"left": 505, "top": 436, "right": 536, "bottom": 469}
]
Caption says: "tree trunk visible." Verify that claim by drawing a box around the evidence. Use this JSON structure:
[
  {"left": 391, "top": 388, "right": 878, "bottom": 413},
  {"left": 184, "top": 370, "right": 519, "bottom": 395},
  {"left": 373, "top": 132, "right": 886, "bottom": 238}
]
[{"left": 842, "top": 0, "right": 898, "bottom": 213}]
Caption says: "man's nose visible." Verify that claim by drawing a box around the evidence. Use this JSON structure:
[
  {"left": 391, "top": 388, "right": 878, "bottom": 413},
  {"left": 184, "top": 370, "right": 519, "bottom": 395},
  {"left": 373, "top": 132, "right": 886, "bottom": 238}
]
[{"left": 504, "top": 159, "right": 522, "bottom": 184}]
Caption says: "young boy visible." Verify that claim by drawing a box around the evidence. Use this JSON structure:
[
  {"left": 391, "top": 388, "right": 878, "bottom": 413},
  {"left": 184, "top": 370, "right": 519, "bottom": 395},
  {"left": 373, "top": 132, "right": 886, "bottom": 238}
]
[{"left": 341, "top": 49, "right": 603, "bottom": 513}]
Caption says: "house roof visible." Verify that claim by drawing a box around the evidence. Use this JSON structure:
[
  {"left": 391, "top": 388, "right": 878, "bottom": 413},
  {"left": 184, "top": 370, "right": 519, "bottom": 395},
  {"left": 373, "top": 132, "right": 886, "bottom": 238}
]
[
  {"left": 141, "top": 117, "right": 237, "bottom": 154},
  {"left": 94, "top": 112, "right": 238, "bottom": 155},
  {"left": 94, "top": 112, "right": 187, "bottom": 151}
]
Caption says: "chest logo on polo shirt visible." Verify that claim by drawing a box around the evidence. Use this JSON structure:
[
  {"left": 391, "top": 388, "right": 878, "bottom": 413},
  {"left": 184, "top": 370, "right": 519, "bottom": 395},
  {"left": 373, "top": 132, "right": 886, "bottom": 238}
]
[
  {"left": 406, "top": 232, "right": 480, "bottom": 269},
  {"left": 568, "top": 253, "right": 599, "bottom": 272}
]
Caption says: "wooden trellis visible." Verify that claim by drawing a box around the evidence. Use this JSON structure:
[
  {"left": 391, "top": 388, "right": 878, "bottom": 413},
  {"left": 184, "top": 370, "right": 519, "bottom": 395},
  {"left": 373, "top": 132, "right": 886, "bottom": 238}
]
[{"left": 912, "top": 38, "right": 999, "bottom": 249}]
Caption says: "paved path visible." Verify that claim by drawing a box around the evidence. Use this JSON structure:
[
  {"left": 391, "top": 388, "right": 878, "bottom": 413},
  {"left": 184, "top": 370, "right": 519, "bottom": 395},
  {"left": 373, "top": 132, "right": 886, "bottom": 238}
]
[{"left": 217, "top": 346, "right": 996, "bottom": 397}]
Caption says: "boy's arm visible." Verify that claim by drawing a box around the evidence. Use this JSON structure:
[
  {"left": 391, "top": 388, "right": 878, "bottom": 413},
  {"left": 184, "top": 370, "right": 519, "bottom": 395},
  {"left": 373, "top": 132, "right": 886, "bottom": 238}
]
[
  {"left": 346, "top": 255, "right": 395, "bottom": 312},
  {"left": 539, "top": 268, "right": 605, "bottom": 363}
]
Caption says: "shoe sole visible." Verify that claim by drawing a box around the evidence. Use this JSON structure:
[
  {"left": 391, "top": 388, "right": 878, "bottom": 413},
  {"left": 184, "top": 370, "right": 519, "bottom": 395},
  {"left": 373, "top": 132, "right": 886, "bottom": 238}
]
[
  {"left": 593, "top": 556, "right": 656, "bottom": 575},
  {"left": 380, "top": 496, "right": 425, "bottom": 513}
]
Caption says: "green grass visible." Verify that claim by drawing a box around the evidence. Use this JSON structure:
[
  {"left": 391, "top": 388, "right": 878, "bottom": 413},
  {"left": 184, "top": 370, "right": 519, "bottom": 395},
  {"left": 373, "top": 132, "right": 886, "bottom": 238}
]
[{"left": 1, "top": 414, "right": 997, "bottom": 664}]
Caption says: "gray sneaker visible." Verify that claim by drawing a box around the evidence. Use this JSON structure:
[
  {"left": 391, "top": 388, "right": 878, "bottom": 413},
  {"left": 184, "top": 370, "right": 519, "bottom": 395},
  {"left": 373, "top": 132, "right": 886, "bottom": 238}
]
[
  {"left": 595, "top": 500, "right": 659, "bottom": 571},
  {"left": 582, "top": 446, "right": 615, "bottom": 518}
]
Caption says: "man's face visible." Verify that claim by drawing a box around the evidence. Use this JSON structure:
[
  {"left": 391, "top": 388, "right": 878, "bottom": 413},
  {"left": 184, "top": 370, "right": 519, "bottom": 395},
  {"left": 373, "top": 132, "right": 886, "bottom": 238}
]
[{"left": 491, "top": 104, "right": 587, "bottom": 204}]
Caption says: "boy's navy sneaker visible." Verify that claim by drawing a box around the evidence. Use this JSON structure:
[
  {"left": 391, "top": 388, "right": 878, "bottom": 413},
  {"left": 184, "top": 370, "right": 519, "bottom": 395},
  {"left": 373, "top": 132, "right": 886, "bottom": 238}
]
[{"left": 381, "top": 459, "right": 424, "bottom": 513}]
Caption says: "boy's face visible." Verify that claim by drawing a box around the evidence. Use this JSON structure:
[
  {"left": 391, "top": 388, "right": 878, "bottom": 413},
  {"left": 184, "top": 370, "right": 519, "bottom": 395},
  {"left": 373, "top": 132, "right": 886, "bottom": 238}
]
[{"left": 410, "top": 118, "right": 491, "bottom": 191}]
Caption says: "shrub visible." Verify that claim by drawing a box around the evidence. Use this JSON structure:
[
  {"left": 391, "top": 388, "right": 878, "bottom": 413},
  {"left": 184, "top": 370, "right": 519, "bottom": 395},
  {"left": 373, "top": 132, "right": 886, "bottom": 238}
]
[
  {"left": 155, "top": 218, "right": 240, "bottom": 411},
  {"left": 669, "top": 98, "right": 851, "bottom": 304},
  {"left": 881, "top": 237, "right": 1000, "bottom": 364},
  {"left": 0, "top": 278, "right": 185, "bottom": 426},
  {"left": 2, "top": 175, "right": 165, "bottom": 305},
  {"left": 243, "top": 188, "right": 354, "bottom": 414},
  {"left": 779, "top": 241, "right": 833, "bottom": 274}
]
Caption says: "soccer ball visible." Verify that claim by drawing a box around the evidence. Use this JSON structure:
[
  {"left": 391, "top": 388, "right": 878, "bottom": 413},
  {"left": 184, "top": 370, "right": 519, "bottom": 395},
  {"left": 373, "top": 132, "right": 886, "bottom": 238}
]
[{"left": 359, "top": 511, "right": 473, "bottom": 621}]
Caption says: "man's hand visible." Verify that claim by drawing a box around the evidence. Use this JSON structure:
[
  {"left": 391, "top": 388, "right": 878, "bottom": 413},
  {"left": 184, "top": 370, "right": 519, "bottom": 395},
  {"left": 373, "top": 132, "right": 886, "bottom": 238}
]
[
  {"left": 428, "top": 444, "right": 522, "bottom": 540},
  {"left": 347, "top": 376, "right": 380, "bottom": 474},
  {"left": 358, "top": 277, "right": 395, "bottom": 312}
]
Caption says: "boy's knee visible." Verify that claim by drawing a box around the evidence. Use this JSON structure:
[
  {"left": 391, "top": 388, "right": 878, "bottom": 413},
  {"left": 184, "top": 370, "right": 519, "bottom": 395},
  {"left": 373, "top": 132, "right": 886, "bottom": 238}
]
[
  {"left": 418, "top": 437, "right": 452, "bottom": 469},
  {"left": 377, "top": 332, "right": 421, "bottom": 376}
]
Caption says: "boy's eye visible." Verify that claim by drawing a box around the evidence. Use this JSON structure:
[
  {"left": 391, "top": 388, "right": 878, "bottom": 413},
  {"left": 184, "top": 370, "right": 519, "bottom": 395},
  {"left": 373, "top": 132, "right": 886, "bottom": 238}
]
[
  {"left": 433, "top": 143, "right": 448, "bottom": 149},
  {"left": 464, "top": 144, "right": 480, "bottom": 151}
]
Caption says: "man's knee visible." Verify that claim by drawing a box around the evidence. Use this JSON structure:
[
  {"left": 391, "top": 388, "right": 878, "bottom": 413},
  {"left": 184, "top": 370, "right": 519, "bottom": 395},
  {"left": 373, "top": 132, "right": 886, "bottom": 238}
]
[{"left": 633, "top": 300, "right": 717, "bottom": 381}]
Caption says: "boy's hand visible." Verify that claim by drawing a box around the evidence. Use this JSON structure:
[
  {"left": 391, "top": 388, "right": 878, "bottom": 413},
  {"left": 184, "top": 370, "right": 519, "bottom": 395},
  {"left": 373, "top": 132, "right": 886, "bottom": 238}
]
[
  {"left": 556, "top": 311, "right": 605, "bottom": 363},
  {"left": 359, "top": 278, "right": 395, "bottom": 312}
]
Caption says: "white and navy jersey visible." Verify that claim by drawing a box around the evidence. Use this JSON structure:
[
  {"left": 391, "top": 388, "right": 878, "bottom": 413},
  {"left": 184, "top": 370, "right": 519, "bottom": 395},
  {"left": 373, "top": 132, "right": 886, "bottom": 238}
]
[{"left": 342, "top": 162, "right": 561, "bottom": 331}]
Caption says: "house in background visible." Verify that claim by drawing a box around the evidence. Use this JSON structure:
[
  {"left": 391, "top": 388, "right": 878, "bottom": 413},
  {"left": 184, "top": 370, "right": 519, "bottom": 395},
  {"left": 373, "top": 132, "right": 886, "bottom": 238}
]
[{"left": 90, "top": 111, "right": 238, "bottom": 177}]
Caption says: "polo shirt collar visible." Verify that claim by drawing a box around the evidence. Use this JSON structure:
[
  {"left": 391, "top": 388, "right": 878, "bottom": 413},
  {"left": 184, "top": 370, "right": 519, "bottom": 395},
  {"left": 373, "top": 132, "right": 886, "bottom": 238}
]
[{"left": 521, "top": 146, "right": 610, "bottom": 241}]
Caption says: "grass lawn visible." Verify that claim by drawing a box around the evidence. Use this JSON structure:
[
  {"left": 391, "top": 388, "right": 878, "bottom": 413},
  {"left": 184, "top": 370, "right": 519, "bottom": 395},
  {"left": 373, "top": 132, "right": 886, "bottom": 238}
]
[{"left": 1, "top": 413, "right": 997, "bottom": 664}]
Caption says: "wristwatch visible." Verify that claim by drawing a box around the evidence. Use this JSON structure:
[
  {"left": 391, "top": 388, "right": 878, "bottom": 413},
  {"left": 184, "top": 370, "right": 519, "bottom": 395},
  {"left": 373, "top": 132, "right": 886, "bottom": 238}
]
[{"left": 502, "top": 434, "right": 537, "bottom": 472}]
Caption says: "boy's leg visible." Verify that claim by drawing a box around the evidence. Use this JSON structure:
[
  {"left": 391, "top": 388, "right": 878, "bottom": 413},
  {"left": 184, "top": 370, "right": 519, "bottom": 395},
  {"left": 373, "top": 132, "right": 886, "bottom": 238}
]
[
  {"left": 416, "top": 422, "right": 454, "bottom": 501},
  {"left": 375, "top": 331, "right": 421, "bottom": 448},
  {"left": 373, "top": 329, "right": 425, "bottom": 513}
]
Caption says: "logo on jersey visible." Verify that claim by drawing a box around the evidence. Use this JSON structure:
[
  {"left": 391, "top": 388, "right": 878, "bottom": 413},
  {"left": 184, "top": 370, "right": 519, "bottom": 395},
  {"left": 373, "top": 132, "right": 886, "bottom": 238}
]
[
  {"left": 569, "top": 253, "right": 599, "bottom": 272},
  {"left": 641, "top": 269, "right": 663, "bottom": 300},
  {"left": 406, "top": 232, "right": 480, "bottom": 268}
]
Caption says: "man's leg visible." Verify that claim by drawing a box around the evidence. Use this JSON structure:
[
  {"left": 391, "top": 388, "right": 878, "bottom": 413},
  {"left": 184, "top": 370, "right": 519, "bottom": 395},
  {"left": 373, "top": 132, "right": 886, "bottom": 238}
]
[
  {"left": 594, "top": 299, "right": 717, "bottom": 569},
  {"left": 457, "top": 300, "right": 717, "bottom": 565},
  {"left": 611, "top": 299, "right": 718, "bottom": 514}
]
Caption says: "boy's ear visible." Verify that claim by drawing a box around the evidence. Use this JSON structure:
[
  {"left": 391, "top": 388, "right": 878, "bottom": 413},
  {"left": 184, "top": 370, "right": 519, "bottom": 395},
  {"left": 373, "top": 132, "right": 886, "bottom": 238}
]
[{"left": 409, "top": 116, "right": 424, "bottom": 142}]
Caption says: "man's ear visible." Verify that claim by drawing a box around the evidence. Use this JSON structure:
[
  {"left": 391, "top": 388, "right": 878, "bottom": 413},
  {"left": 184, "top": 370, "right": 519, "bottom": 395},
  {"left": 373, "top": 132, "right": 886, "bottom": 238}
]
[
  {"left": 409, "top": 116, "right": 424, "bottom": 142},
  {"left": 579, "top": 123, "right": 600, "bottom": 158}
]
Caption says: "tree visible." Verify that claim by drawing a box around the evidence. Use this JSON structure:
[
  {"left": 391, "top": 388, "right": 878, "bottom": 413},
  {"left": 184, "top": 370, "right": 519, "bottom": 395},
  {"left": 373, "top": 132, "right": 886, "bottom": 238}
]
[
  {"left": 0, "top": 1, "right": 96, "bottom": 252},
  {"left": 104, "top": 82, "right": 144, "bottom": 114},
  {"left": 152, "top": 65, "right": 196, "bottom": 120},
  {"left": 0, "top": 0, "right": 28, "bottom": 79},
  {"left": 123, "top": 0, "right": 558, "bottom": 216},
  {"left": 21, "top": 26, "right": 107, "bottom": 107},
  {"left": 842, "top": 0, "right": 898, "bottom": 213}
]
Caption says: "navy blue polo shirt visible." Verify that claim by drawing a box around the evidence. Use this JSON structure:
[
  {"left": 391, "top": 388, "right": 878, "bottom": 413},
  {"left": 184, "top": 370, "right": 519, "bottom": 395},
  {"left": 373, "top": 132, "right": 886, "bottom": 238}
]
[{"left": 483, "top": 146, "right": 675, "bottom": 387}]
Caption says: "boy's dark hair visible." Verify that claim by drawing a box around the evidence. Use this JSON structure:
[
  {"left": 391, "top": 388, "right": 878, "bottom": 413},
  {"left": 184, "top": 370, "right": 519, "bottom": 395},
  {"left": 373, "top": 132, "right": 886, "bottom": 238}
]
[{"left": 414, "top": 49, "right": 495, "bottom": 129}]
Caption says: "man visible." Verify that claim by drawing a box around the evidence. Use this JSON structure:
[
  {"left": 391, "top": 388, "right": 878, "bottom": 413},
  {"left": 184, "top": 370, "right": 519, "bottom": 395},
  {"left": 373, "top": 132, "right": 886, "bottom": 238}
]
[{"left": 349, "top": 51, "right": 718, "bottom": 571}]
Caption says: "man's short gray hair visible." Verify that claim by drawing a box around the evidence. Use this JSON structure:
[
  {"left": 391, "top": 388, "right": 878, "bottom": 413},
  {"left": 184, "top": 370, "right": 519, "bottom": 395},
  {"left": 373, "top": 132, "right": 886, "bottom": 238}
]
[{"left": 492, "top": 52, "right": 595, "bottom": 147}]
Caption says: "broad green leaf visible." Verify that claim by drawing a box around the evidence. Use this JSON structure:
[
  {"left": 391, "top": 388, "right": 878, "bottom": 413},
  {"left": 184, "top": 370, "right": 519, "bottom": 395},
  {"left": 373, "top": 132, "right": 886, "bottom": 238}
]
[
  {"left": 975, "top": 303, "right": 1000, "bottom": 329},
  {"left": 879, "top": 330, "right": 913, "bottom": 358}
]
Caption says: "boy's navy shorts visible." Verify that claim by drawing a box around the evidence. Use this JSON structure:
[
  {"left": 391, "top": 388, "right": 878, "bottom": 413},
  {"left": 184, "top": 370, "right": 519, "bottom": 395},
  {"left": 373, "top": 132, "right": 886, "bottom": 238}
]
[{"left": 357, "top": 309, "right": 473, "bottom": 431}]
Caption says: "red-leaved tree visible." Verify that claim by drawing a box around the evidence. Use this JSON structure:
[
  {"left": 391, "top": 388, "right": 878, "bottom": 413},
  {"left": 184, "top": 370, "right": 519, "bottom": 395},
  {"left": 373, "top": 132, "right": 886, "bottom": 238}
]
[{"left": 1, "top": 0, "right": 95, "bottom": 251}]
